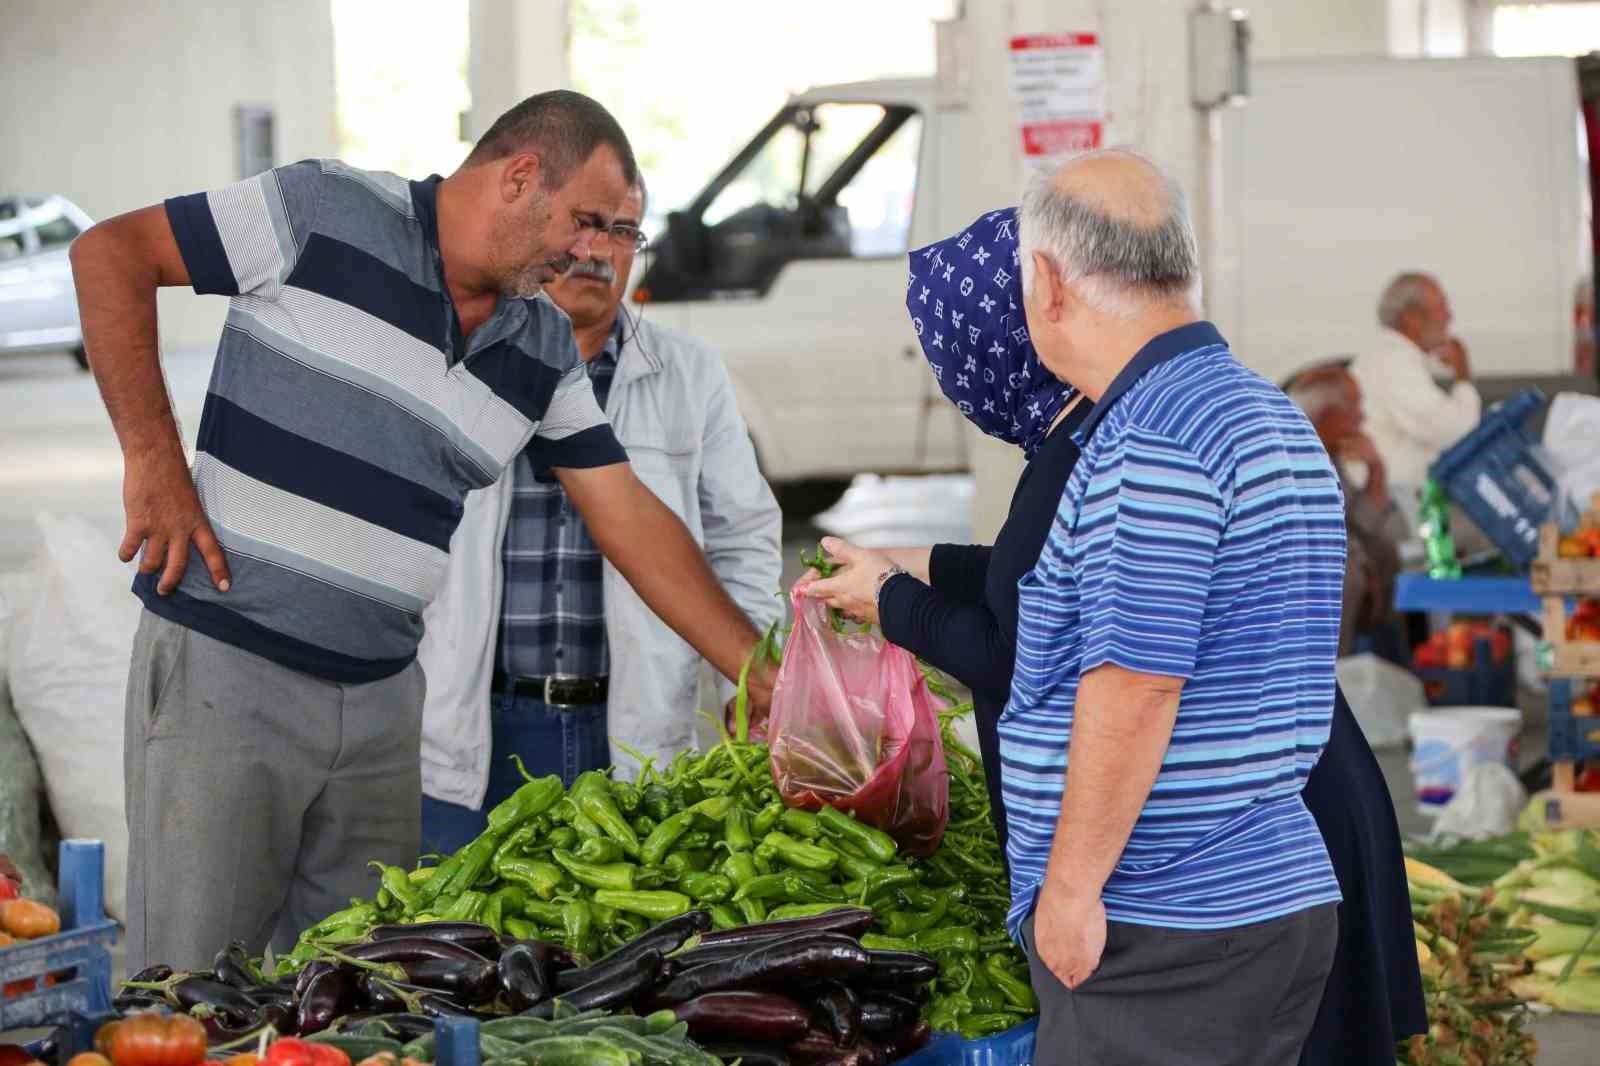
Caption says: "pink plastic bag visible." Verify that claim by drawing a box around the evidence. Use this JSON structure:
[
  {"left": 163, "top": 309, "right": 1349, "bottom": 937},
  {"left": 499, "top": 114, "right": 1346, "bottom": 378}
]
[{"left": 767, "top": 588, "right": 950, "bottom": 856}]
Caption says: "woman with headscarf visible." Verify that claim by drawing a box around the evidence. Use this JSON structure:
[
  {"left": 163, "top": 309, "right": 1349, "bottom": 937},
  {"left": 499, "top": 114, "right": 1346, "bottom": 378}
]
[{"left": 803, "top": 209, "right": 1425, "bottom": 1066}]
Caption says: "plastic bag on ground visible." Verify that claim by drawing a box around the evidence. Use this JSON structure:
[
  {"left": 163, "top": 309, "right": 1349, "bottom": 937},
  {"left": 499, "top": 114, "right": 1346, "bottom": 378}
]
[
  {"left": 1335, "top": 653, "right": 1423, "bottom": 750},
  {"left": 1544, "top": 391, "right": 1600, "bottom": 521},
  {"left": 8, "top": 514, "right": 138, "bottom": 920},
  {"left": 1430, "top": 762, "right": 1528, "bottom": 840},
  {"left": 767, "top": 587, "right": 949, "bottom": 856}
]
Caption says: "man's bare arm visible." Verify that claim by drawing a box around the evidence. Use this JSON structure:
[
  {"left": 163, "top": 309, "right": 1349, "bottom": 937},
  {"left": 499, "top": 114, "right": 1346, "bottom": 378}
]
[
  {"left": 555, "top": 462, "right": 770, "bottom": 701},
  {"left": 70, "top": 205, "right": 230, "bottom": 593}
]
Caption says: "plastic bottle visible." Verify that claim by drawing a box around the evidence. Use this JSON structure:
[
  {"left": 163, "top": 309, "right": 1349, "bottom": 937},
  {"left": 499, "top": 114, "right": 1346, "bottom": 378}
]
[{"left": 1419, "top": 479, "right": 1462, "bottom": 579}]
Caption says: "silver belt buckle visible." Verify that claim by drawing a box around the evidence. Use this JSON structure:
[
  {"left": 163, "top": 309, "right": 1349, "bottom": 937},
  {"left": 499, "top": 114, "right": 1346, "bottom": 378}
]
[{"left": 543, "top": 676, "right": 570, "bottom": 708}]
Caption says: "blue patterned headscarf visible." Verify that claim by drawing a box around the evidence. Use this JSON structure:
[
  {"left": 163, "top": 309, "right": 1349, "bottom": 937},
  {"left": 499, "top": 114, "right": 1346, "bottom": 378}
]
[{"left": 905, "top": 207, "right": 1073, "bottom": 459}]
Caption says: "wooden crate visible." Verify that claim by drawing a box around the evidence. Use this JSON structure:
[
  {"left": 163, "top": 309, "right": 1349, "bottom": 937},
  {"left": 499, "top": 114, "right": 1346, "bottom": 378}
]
[
  {"left": 1540, "top": 596, "right": 1600, "bottom": 677},
  {"left": 1531, "top": 492, "right": 1600, "bottom": 595}
]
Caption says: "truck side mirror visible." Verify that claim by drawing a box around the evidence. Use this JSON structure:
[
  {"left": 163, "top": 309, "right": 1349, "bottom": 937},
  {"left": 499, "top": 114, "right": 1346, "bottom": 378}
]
[{"left": 665, "top": 210, "right": 711, "bottom": 276}]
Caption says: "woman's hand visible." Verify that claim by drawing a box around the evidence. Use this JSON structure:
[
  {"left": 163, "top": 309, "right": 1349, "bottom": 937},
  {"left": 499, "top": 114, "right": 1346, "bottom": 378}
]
[{"left": 800, "top": 537, "right": 899, "bottom": 625}]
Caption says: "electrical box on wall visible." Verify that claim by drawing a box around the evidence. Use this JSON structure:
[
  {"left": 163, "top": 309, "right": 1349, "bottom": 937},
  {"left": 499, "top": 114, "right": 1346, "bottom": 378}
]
[{"left": 1191, "top": 7, "right": 1251, "bottom": 109}]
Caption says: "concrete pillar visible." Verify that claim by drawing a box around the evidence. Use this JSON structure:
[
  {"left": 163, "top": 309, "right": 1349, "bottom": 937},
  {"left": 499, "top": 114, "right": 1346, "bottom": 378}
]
[
  {"left": 1246, "top": 0, "right": 1392, "bottom": 58},
  {"left": 466, "top": 0, "right": 569, "bottom": 141},
  {"left": 951, "top": 0, "right": 1210, "bottom": 541}
]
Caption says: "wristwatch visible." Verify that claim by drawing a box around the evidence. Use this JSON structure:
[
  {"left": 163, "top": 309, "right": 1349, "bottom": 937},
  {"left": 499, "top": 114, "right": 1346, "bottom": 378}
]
[{"left": 875, "top": 563, "right": 909, "bottom": 600}]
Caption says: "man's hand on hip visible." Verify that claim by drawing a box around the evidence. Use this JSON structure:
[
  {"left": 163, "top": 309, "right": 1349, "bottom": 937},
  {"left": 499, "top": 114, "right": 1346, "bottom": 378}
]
[
  {"left": 1035, "top": 887, "right": 1107, "bottom": 990},
  {"left": 122, "top": 445, "right": 231, "bottom": 595}
]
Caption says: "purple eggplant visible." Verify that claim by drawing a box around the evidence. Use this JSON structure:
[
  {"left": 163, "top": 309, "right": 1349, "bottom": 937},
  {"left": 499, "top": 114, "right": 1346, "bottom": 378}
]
[
  {"left": 857, "top": 998, "right": 902, "bottom": 1038},
  {"left": 369, "top": 921, "right": 500, "bottom": 955},
  {"left": 863, "top": 950, "right": 938, "bottom": 987},
  {"left": 522, "top": 950, "right": 662, "bottom": 1018},
  {"left": 672, "top": 991, "right": 811, "bottom": 1044},
  {"left": 128, "top": 964, "right": 175, "bottom": 984},
  {"left": 340, "top": 937, "right": 490, "bottom": 966},
  {"left": 498, "top": 937, "right": 578, "bottom": 972},
  {"left": 696, "top": 909, "right": 873, "bottom": 949},
  {"left": 813, "top": 984, "right": 859, "bottom": 1046},
  {"left": 296, "top": 964, "right": 356, "bottom": 1035},
  {"left": 497, "top": 943, "right": 553, "bottom": 1011},
  {"left": 295, "top": 960, "right": 335, "bottom": 1001},
  {"left": 879, "top": 1019, "right": 932, "bottom": 1060},
  {"left": 401, "top": 957, "right": 499, "bottom": 1005},
  {"left": 213, "top": 941, "right": 267, "bottom": 989},
  {"left": 173, "top": 976, "right": 260, "bottom": 1027},
  {"left": 650, "top": 934, "right": 869, "bottom": 1005}
]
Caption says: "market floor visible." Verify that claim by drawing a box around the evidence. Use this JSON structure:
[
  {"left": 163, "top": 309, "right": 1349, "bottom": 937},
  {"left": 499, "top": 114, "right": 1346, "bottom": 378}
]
[{"left": 3, "top": 347, "right": 1598, "bottom": 1059}]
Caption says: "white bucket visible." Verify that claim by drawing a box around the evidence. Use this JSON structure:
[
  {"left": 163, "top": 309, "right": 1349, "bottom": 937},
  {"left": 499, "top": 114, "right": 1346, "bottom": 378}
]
[{"left": 1408, "top": 707, "right": 1522, "bottom": 813}]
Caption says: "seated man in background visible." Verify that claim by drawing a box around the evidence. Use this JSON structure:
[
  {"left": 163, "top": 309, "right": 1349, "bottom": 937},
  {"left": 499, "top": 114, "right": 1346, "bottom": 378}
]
[
  {"left": 1349, "top": 272, "right": 1481, "bottom": 528},
  {"left": 416, "top": 175, "right": 783, "bottom": 853},
  {"left": 1289, "top": 364, "right": 1404, "bottom": 657}
]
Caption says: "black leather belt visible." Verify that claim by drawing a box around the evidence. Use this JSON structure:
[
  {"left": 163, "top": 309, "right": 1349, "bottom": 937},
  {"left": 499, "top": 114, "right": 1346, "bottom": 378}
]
[{"left": 492, "top": 671, "right": 608, "bottom": 707}]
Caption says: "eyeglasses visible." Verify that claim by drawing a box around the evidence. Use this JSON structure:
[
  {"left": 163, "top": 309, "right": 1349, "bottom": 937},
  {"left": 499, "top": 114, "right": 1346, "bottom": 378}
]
[{"left": 607, "top": 223, "right": 648, "bottom": 252}]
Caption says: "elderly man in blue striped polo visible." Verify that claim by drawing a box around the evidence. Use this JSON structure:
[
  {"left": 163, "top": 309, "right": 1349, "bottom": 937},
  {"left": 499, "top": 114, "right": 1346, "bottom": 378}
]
[
  {"left": 69, "top": 91, "right": 774, "bottom": 971},
  {"left": 1002, "top": 149, "right": 1345, "bottom": 1065}
]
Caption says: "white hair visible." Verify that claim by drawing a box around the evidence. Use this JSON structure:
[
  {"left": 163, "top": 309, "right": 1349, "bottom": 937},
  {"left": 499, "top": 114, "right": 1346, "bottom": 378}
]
[
  {"left": 1377, "top": 272, "right": 1434, "bottom": 330},
  {"left": 1018, "top": 149, "right": 1202, "bottom": 320}
]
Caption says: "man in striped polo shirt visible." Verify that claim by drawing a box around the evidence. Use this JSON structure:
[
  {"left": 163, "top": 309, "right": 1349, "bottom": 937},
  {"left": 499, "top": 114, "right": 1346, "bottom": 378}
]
[
  {"left": 69, "top": 91, "right": 773, "bottom": 970},
  {"left": 1003, "top": 150, "right": 1344, "bottom": 1064}
]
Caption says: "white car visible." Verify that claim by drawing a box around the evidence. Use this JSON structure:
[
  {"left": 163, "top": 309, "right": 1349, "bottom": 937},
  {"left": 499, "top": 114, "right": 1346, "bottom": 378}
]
[{"left": 0, "top": 194, "right": 92, "bottom": 369}]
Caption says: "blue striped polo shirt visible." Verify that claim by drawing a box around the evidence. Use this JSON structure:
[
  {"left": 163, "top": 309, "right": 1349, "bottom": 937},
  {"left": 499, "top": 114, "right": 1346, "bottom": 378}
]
[
  {"left": 1001, "top": 322, "right": 1345, "bottom": 935},
  {"left": 144, "top": 159, "right": 626, "bottom": 683}
]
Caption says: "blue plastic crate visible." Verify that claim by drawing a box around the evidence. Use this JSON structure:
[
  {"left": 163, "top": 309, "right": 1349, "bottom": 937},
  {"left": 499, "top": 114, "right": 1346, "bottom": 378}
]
[
  {"left": 1, "top": 840, "right": 118, "bottom": 1053},
  {"left": 1547, "top": 679, "right": 1600, "bottom": 763},
  {"left": 1413, "top": 635, "right": 1516, "bottom": 707},
  {"left": 1429, "top": 389, "right": 1558, "bottom": 571},
  {"left": 900, "top": 1019, "right": 1036, "bottom": 1066}
]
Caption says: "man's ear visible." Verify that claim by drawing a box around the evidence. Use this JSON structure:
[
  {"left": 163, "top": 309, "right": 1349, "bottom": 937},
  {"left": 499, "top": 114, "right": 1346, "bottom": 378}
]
[
  {"left": 1032, "top": 250, "right": 1067, "bottom": 323},
  {"left": 499, "top": 153, "right": 543, "bottom": 204}
]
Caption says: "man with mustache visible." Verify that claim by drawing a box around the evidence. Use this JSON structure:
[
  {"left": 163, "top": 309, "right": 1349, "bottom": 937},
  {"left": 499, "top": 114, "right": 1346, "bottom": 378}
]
[
  {"left": 69, "top": 90, "right": 775, "bottom": 970},
  {"left": 417, "top": 175, "right": 781, "bottom": 849}
]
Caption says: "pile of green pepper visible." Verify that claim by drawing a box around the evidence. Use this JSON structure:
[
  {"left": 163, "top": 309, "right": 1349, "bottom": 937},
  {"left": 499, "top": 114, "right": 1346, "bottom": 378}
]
[{"left": 280, "top": 702, "right": 1033, "bottom": 1042}]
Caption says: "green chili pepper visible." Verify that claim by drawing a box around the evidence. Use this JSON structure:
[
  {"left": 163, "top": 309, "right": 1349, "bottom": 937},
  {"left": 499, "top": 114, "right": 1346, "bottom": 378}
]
[
  {"left": 752, "top": 801, "right": 784, "bottom": 835},
  {"left": 677, "top": 831, "right": 713, "bottom": 851},
  {"left": 736, "top": 896, "right": 768, "bottom": 923},
  {"left": 959, "top": 1013, "right": 1028, "bottom": 1040},
  {"left": 633, "top": 815, "right": 658, "bottom": 836},
  {"left": 372, "top": 863, "right": 423, "bottom": 913},
  {"left": 815, "top": 804, "right": 898, "bottom": 864},
  {"left": 780, "top": 808, "right": 823, "bottom": 839},
  {"left": 640, "top": 810, "right": 695, "bottom": 865},
  {"left": 609, "top": 780, "right": 642, "bottom": 814},
  {"left": 574, "top": 773, "right": 642, "bottom": 857},
  {"left": 834, "top": 852, "right": 883, "bottom": 882},
  {"left": 589, "top": 901, "right": 618, "bottom": 929},
  {"left": 934, "top": 951, "right": 974, "bottom": 992},
  {"left": 721, "top": 851, "right": 759, "bottom": 888},
  {"left": 562, "top": 899, "right": 593, "bottom": 954},
  {"left": 503, "top": 916, "right": 540, "bottom": 941},
  {"left": 492, "top": 824, "right": 540, "bottom": 868},
  {"left": 611, "top": 911, "right": 646, "bottom": 941},
  {"left": 641, "top": 784, "right": 675, "bottom": 822},
  {"left": 551, "top": 848, "right": 636, "bottom": 891},
  {"left": 482, "top": 885, "right": 526, "bottom": 935},
  {"left": 440, "top": 889, "right": 487, "bottom": 922},
  {"left": 761, "top": 831, "right": 838, "bottom": 872},
  {"left": 591, "top": 889, "right": 692, "bottom": 921},
  {"left": 523, "top": 899, "right": 566, "bottom": 926},
  {"left": 487, "top": 774, "right": 564, "bottom": 833},
  {"left": 553, "top": 797, "right": 578, "bottom": 824},
  {"left": 984, "top": 955, "right": 1039, "bottom": 1012},
  {"left": 493, "top": 856, "right": 566, "bottom": 900},
  {"left": 752, "top": 848, "right": 775, "bottom": 875},
  {"left": 481, "top": 892, "right": 504, "bottom": 934},
  {"left": 844, "top": 865, "right": 919, "bottom": 903},
  {"left": 412, "top": 852, "right": 464, "bottom": 908},
  {"left": 722, "top": 807, "right": 754, "bottom": 852},
  {"left": 688, "top": 796, "right": 736, "bottom": 823},
  {"left": 676, "top": 872, "right": 734, "bottom": 903},
  {"left": 913, "top": 926, "right": 980, "bottom": 953},
  {"left": 860, "top": 932, "right": 917, "bottom": 951},
  {"left": 708, "top": 904, "right": 740, "bottom": 930},
  {"left": 546, "top": 826, "right": 578, "bottom": 851},
  {"left": 439, "top": 835, "right": 501, "bottom": 900},
  {"left": 661, "top": 850, "right": 713, "bottom": 879},
  {"left": 575, "top": 837, "right": 626, "bottom": 864},
  {"left": 882, "top": 892, "right": 949, "bottom": 938},
  {"left": 669, "top": 778, "right": 705, "bottom": 809},
  {"left": 305, "top": 901, "right": 379, "bottom": 938},
  {"left": 766, "top": 902, "right": 861, "bottom": 921},
  {"left": 634, "top": 865, "right": 669, "bottom": 890},
  {"left": 571, "top": 810, "right": 605, "bottom": 841}
]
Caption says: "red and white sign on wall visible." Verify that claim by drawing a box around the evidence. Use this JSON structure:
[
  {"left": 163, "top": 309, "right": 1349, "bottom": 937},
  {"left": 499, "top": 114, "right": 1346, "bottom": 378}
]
[{"left": 1007, "top": 33, "right": 1105, "bottom": 167}]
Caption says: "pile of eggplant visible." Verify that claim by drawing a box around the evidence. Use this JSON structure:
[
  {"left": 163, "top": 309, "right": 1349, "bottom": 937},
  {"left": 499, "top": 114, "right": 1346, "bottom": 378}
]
[{"left": 110, "top": 908, "right": 935, "bottom": 1066}]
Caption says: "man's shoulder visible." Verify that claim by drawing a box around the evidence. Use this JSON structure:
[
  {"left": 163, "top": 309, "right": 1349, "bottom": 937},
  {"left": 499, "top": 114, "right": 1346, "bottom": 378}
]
[
  {"left": 518, "top": 294, "right": 580, "bottom": 372},
  {"left": 300, "top": 159, "right": 419, "bottom": 219},
  {"left": 1113, "top": 349, "right": 1258, "bottom": 447},
  {"left": 630, "top": 317, "right": 731, "bottom": 382}
]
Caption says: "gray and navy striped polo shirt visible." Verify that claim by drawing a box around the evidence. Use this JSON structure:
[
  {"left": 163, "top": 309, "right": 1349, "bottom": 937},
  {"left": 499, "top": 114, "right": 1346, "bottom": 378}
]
[{"left": 144, "top": 159, "right": 627, "bottom": 683}]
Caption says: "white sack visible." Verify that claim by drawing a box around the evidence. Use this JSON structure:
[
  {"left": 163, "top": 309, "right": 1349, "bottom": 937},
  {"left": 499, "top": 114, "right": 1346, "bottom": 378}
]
[
  {"left": 8, "top": 514, "right": 139, "bottom": 920},
  {"left": 1335, "top": 653, "right": 1424, "bottom": 750}
]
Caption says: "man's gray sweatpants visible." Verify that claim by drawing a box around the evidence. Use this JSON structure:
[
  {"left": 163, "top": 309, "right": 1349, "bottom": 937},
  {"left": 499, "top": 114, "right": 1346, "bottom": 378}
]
[
  {"left": 124, "top": 610, "right": 424, "bottom": 972},
  {"left": 1022, "top": 904, "right": 1338, "bottom": 1066}
]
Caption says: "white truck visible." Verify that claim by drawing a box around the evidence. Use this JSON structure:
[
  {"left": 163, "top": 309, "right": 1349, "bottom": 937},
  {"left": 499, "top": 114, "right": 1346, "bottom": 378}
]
[{"left": 635, "top": 56, "right": 1589, "bottom": 491}]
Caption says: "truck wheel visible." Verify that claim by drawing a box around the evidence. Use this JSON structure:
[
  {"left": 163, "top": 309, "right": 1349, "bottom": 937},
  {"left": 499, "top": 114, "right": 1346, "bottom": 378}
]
[
  {"left": 775, "top": 479, "right": 849, "bottom": 519},
  {"left": 71, "top": 345, "right": 90, "bottom": 371}
]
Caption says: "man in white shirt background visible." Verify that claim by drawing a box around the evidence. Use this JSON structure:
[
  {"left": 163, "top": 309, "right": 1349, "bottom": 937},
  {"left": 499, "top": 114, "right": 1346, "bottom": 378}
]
[{"left": 1350, "top": 272, "right": 1485, "bottom": 547}]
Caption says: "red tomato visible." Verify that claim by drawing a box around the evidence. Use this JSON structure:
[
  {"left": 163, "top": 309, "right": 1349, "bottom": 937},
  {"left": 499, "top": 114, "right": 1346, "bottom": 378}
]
[
  {"left": 262, "top": 1040, "right": 350, "bottom": 1066},
  {"left": 1576, "top": 766, "right": 1600, "bottom": 792},
  {"left": 105, "top": 1014, "right": 207, "bottom": 1066}
]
